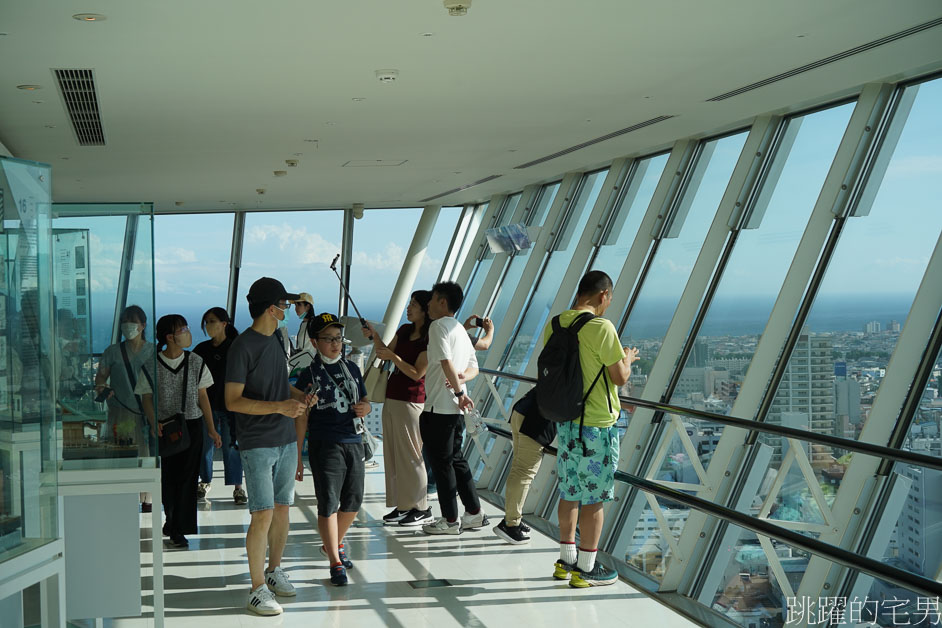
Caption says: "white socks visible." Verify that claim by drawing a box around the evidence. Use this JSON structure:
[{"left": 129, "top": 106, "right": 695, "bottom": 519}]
[
  {"left": 559, "top": 542, "right": 577, "bottom": 564},
  {"left": 577, "top": 548, "right": 597, "bottom": 573}
]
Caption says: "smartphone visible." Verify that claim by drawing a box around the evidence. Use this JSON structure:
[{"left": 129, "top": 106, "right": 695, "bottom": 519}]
[
  {"left": 94, "top": 387, "right": 112, "bottom": 403},
  {"left": 474, "top": 316, "right": 484, "bottom": 328}
]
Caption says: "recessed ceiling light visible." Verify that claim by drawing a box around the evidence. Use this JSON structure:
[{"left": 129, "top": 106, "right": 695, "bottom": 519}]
[
  {"left": 293, "top": 152, "right": 303, "bottom": 157},
  {"left": 17, "top": 85, "right": 41, "bottom": 91},
  {"left": 273, "top": 170, "right": 287, "bottom": 177},
  {"left": 44, "top": 124, "right": 56, "bottom": 129},
  {"left": 375, "top": 69, "right": 399, "bottom": 84},
  {"left": 32, "top": 100, "right": 43, "bottom": 104},
  {"left": 421, "top": 32, "right": 434, "bottom": 37},
  {"left": 73, "top": 13, "right": 107, "bottom": 21},
  {"left": 325, "top": 121, "right": 336, "bottom": 126},
  {"left": 256, "top": 188, "right": 266, "bottom": 195},
  {"left": 61, "top": 157, "right": 69, "bottom": 160},
  {"left": 303, "top": 139, "right": 318, "bottom": 143},
  {"left": 175, "top": 201, "right": 184, "bottom": 207},
  {"left": 0, "top": 33, "right": 9, "bottom": 37},
  {"left": 351, "top": 97, "right": 365, "bottom": 102}
]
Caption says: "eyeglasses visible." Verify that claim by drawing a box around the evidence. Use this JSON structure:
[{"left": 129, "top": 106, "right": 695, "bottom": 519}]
[
  {"left": 174, "top": 326, "right": 190, "bottom": 335},
  {"left": 317, "top": 335, "right": 343, "bottom": 344}
]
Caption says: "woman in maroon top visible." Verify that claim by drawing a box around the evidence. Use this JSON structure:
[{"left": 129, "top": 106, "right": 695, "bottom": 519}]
[{"left": 366, "top": 290, "right": 433, "bottom": 527}]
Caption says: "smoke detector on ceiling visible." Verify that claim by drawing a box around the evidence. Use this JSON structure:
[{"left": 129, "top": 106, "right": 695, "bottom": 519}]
[
  {"left": 444, "top": 0, "right": 471, "bottom": 16},
  {"left": 375, "top": 69, "right": 399, "bottom": 84},
  {"left": 352, "top": 203, "right": 364, "bottom": 219}
]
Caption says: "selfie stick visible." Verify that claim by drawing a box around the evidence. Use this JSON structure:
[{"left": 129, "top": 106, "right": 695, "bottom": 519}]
[{"left": 329, "top": 253, "right": 373, "bottom": 340}]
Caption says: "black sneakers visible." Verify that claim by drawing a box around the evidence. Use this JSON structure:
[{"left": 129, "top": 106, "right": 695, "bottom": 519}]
[
  {"left": 493, "top": 519, "right": 531, "bottom": 545},
  {"left": 383, "top": 508, "right": 407, "bottom": 525},
  {"left": 398, "top": 508, "right": 433, "bottom": 527}
]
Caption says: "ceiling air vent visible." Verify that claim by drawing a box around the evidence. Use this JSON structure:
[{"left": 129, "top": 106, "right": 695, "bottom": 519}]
[
  {"left": 54, "top": 69, "right": 105, "bottom": 146},
  {"left": 514, "top": 115, "right": 675, "bottom": 169},
  {"left": 420, "top": 174, "right": 502, "bottom": 202},
  {"left": 707, "top": 16, "right": 942, "bottom": 102}
]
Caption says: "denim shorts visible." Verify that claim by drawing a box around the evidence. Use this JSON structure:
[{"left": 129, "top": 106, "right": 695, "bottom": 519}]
[
  {"left": 240, "top": 443, "right": 297, "bottom": 513},
  {"left": 556, "top": 421, "right": 619, "bottom": 504}
]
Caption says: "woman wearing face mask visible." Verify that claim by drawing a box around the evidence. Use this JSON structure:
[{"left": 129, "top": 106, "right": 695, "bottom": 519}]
[
  {"left": 363, "top": 290, "right": 433, "bottom": 527},
  {"left": 138, "top": 315, "right": 221, "bottom": 548},
  {"left": 194, "top": 307, "right": 246, "bottom": 505},
  {"left": 287, "top": 292, "right": 316, "bottom": 375},
  {"left": 94, "top": 305, "right": 156, "bottom": 510}
]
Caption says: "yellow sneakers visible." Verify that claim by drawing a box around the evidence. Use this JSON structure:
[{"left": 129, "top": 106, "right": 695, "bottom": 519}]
[{"left": 553, "top": 560, "right": 576, "bottom": 580}]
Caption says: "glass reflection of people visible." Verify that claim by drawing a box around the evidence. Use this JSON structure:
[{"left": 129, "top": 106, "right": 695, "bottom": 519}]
[
  {"left": 194, "top": 307, "right": 246, "bottom": 505},
  {"left": 94, "top": 305, "right": 156, "bottom": 510},
  {"left": 138, "top": 315, "right": 221, "bottom": 549}
]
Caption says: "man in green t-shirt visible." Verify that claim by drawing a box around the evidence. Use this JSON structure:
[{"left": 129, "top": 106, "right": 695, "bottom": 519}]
[{"left": 545, "top": 270, "right": 639, "bottom": 588}]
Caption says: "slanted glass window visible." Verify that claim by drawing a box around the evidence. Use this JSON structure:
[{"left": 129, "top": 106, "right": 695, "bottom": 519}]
[
  {"left": 415, "top": 206, "right": 463, "bottom": 290},
  {"left": 619, "top": 132, "right": 748, "bottom": 359},
  {"left": 236, "top": 210, "right": 343, "bottom": 341},
  {"left": 590, "top": 153, "right": 670, "bottom": 281},
  {"left": 459, "top": 193, "right": 521, "bottom": 321},
  {"left": 153, "top": 213, "right": 234, "bottom": 344},
  {"left": 487, "top": 170, "right": 607, "bottom": 414},
  {"left": 349, "top": 208, "right": 422, "bottom": 326}
]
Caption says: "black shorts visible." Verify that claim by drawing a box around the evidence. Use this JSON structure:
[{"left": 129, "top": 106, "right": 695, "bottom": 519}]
[{"left": 308, "top": 439, "right": 365, "bottom": 517}]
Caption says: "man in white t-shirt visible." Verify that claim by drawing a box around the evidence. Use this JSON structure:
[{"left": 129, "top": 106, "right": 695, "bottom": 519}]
[{"left": 419, "top": 281, "right": 487, "bottom": 535}]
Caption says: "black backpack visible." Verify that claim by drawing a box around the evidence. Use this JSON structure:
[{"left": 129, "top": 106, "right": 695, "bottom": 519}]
[{"left": 537, "top": 312, "right": 608, "bottom": 423}]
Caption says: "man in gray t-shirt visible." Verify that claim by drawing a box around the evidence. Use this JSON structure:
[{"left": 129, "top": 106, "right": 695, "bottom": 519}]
[{"left": 224, "top": 277, "right": 310, "bottom": 616}]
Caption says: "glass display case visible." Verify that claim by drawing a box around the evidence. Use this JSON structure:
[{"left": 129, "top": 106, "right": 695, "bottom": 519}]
[
  {"left": 51, "top": 203, "right": 156, "bottom": 470},
  {"left": 0, "top": 156, "right": 60, "bottom": 566}
]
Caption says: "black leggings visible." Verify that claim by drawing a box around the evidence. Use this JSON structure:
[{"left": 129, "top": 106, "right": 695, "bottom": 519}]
[{"left": 162, "top": 419, "right": 203, "bottom": 536}]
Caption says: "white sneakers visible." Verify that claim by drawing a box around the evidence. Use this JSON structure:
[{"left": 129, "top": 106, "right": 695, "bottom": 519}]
[
  {"left": 460, "top": 511, "right": 489, "bottom": 530},
  {"left": 422, "top": 512, "right": 490, "bottom": 535},
  {"left": 265, "top": 566, "right": 296, "bottom": 596},
  {"left": 246, "top": 567, "right": 294, "bottom": 615},
  {"left": 422, "top": 517, "right": 461, "bottom": 535},
  {"left": 247, "top": 584, "right": 282, "bottom": 616}
]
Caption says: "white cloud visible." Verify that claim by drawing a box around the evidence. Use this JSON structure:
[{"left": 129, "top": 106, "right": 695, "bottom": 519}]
[
  {"left": 246, "top": 223, "right": 340, "bottom": 266},
  {"left": 353, "top": 243, "right": 406, "bottom": 271},
  {"left": 155, "top": 247, "right": 197, "bottom": 265}
]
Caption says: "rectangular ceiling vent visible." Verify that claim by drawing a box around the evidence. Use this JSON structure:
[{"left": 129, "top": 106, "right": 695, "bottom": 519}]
[
  {"left": 708, "top": 16, "right": 942, "bottom": 102},
  {"left": 420, "top": 174, "right": 502, "bottom": 202},
  {"left": 54, "top": 68, "right": 105, "bottom": 146},
  {"left": 514, "top": 115, "right": 675, "bottom": 169}
]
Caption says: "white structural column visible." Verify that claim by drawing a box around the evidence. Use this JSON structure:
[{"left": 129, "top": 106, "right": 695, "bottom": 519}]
[
  {"left": 663, "top": 84, "right": 898, "bottom": 600},
  {"left": 378, "top": 205, "right": 441, "bottom": 345},
  {"left": 463, "top": 186, "right": 539, "bottom": 319},
  {"left": 605, "top": 117, "right": 777, "bottom": 555}
]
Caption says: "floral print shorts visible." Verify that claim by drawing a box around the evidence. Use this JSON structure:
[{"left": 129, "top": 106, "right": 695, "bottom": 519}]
[{"left": 556, "top": 420, "right": 619, "bottom": 504}]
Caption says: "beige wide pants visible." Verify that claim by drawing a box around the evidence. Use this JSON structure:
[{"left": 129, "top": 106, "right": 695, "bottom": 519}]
[
  {"left": 504, "top": 411, "right": 546, "bottom": 527},
  {"left": 382, "top": 398, "right": 428, "bottom": 511}
]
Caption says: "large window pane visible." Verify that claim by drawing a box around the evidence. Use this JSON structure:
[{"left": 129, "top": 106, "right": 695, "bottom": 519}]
[
  {"left": 153, "top": 213, "right": 233, "bottom": 344},
  {"left": 414, "top": 205, "right": 462, "bottom": 290},
  {"left": 591, "top": 153, "right": 670, "bottom": 280},
  {"left": 668, "top": 103, "right": 855, "bottom": 417},
  {"left": 458, "top": 194, "right": 521, "bottom": 321},
  {"left": 619, "top": 132, "right": 749, "bottom": 367},
  {"left": 484, "top": 171, "right": 607, "bottom": 415},
  {"left": 349, "top": 208, "right": 422, "bottom": 325},
  {"left": 236, "top": 210, "right": 343, "bottom": 342}
]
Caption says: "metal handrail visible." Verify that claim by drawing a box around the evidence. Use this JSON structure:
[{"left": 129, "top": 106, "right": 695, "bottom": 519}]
[
  {"left": 484, "top": 423, "right": 942, "bottom": 601},
  {"left": 477, "top": 367, "right": 942, "bottom": 474}
]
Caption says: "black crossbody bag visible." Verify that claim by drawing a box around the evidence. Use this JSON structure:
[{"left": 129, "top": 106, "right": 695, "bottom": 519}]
[{"left": 158, "top": 352, "right": 191, "bottom": 458}]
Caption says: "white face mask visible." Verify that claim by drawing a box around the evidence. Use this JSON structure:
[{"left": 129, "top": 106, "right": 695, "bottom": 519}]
[
  {"left": 121, "top": 322, "right": 141, "bottom": 340},
  {"left": 318, "top": 350, "right": 341, "bottom": 365}
]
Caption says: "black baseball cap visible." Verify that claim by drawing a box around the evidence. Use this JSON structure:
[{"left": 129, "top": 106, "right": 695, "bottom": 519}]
[
  {"left": 307, "top": 312, "right": 344, "bottom": 338},
  {"left": 246, "top": 277, "right": 300, "bottom": 305}
]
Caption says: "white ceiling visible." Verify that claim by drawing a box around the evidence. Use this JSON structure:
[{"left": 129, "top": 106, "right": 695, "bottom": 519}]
[{"left": 1, "top": 1, "right": 941, "bottom": 213}]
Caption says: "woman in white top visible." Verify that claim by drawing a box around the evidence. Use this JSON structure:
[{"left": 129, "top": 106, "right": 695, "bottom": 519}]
[
  {"left": 138, "top": 314, "right": 221, "bottom": 548},
  {"left": 289, "top": 291, "right": 316, "bottom": 373}
]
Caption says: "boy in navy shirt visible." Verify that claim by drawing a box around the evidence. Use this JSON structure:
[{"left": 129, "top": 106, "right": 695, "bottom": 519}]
[{"left": 293, "top": 313, "right": 370, "bottom": 586}]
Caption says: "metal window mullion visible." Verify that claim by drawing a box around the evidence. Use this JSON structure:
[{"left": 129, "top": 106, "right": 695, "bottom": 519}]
[
  {"left": 800, "top": 226, "right": 942, "bottom": 601},
  {"left": 437, "top": 204, "right": 471, "bottom": 282},
  {"left": 111, "top": 214, "right": 138, "bottom": 345},
  {"left": 339, "top": 208, "right": 354, "bottom": 316},
  {"left": 226, "top": 211, "right": 245, "bottom": 319},
  {"left": 465, "top": 186, "right": 540, "bottom": 319},
  {"left": 454, "top": 198, "right": 501, "bottom": 289},
  {"left": 609, "top": 139, "right": 698, "bottom": 331}
]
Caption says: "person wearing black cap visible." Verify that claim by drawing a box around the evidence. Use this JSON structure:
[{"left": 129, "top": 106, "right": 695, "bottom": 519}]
[
  {"left": 293, "top": 312, "right": 369, "bottom": 587},
  {"left": 225, "top": 277, "right": 311, "bottom": 616}
]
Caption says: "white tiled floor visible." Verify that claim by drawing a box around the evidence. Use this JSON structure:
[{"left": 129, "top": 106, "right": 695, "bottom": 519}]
[{"left": 114, "top": 454, "right": 698, "bottom": 627}]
